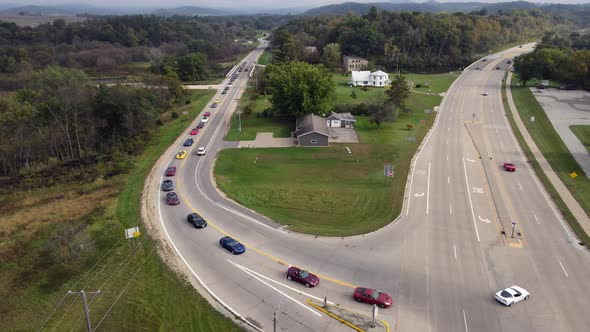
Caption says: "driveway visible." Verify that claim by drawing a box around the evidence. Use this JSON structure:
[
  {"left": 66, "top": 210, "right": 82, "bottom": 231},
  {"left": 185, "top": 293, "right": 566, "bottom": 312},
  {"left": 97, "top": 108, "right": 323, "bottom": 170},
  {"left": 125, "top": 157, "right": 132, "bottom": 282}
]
[
  {"left": 531, "top": 88, "right": 590, "bottom": 177},
  {"left": 328, "top": 127, "right": 359, "bottom": 143},
  {"left": 237, "top": 132, "right": 296, "bottom": 148}
]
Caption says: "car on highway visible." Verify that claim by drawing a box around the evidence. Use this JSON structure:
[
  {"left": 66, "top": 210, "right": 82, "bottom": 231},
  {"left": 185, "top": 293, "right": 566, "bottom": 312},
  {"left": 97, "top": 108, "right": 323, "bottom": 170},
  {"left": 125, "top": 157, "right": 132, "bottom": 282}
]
[
  {"left": 204, "top": 111, "right": 211, "bottom": 117},
  {"left": 353, "top": 287, "right": 392, "bottom": 308},
  {"left": 196, "top": 122, "right": 205, "bottom": 129},
  {"left": 197, "top": 147, "right": 206, "bottom": 155},
  {"left": 187, "top": 213, "right": 207, "bottom": 228},
  {"left": 190, "top": 128, "right": 199, "bottom": 135},
  {"left": 162, "top": 180, "right": 173, "bottom": 191},
  {"left": 166, "top": 192, "right": 180, "bottom": 205},
  {"left": 165, "top": 166, "right": 177, "bottom": 176},
  {"left": 482, "top": 58, "right": 487, "bottom": 62},
  {"left": 503, "top": 162, "right": 516, "bottom": 172},
  {"left": 221, "top": 90, "right": 227, "bottom": 94},
  {"left": 176, "top": 150, "right": 187, "bottom": 159},
  {"left": 228, "top": 83, "right": 232, "bottom": 87},
  {"left": 201, "top": 117, "right": 209, "bottom": 123},
  {"left": 224, "top": 86, "right": 229, "bottom": 91},
  {"left": 496, "top": 66, "right": 501, "bottom": 70},
  {"left": 219, "top": 236, "right": 245, "bottom": 254},
  {"left": 495, "top": 286, "right": 529, "bottom": 306},
  {"left": 482, "top": 91, "right": 488, "bottom": 96},
  {"left": 286, "top": 267, "right": 319, "bottom": 288},
  {"left": 211, "top": 103, "right": 217, "bottom": 108},
  {"left": 183, "top": 138, "right": 194, "bottom": 147}
]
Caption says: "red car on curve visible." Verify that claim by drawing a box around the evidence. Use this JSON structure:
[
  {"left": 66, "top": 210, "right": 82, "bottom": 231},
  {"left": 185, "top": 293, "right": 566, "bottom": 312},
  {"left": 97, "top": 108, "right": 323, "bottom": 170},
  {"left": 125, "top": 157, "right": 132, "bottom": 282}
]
[{"left": 353, "top": 287, "right": 392, "bottom": 308}]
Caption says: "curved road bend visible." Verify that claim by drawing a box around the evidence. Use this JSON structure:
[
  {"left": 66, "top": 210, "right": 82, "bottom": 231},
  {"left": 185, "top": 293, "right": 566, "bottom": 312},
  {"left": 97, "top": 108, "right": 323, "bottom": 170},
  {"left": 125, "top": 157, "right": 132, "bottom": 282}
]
[{"left": 150, "top": 43, "right": 590, "bottom": 331}]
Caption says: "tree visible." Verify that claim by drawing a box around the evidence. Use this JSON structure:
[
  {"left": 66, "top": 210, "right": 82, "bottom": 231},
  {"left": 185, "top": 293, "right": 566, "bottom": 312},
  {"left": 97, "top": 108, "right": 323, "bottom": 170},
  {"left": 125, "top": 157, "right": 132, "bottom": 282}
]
[
  {"left": 176, "top": 52, "right": 208, "bottom": 81},
  {"left": 368, "top": 103, "right": 394, "bottom": 129},
  {"left": 265, "top": 62, "right": 335, "bottom": 118},
  {"left": 513, "top": 54, "right": 537, "bottom": 86},
  {"left": 271, "top": 27, "right": 296, "bottom": 64},
  {"left": 321, "top": 43, "right": 342, "bottom": 70},
  {"left": 385, "top": 75, "right": 411, "bottom": 113}
]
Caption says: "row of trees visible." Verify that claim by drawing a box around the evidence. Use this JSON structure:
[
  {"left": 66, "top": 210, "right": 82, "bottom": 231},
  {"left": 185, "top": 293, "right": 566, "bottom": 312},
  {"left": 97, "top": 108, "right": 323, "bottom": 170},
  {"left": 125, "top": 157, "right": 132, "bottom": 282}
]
[
  {"left": 514, "top": 32, "right": 590, "bottom": 89},
  {"left": 0, "top": 66, "right": 181, "bottom": 180},
  {"left": 271, "top": 8, "right": 567, "bottom": 69}
]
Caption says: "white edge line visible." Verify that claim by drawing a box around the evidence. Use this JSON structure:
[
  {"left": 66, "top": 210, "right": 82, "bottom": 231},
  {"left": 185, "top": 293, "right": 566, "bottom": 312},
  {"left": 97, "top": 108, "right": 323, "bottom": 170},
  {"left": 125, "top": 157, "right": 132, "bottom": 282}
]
[
  {"left": 462, "top": 158, "right": 481, "bottom": 242},
  {"left": 558, "top": 259, "right": 569, "bottom": 278},
  {"left": 454, "top": 244, "right": 458, "bottom": 261},
  {"left": 228, "top": 260, "right": 334, "bottom": 305},
  {"left": 533, "top": 213, "right": 540, "bottom": 225},
  {"left": 463, "top": 309, "right": 469, "bottom": 332},
  {"left": 228, "top": 260, "right": 322, "bottom": 317},
  {"left": 426, "top": 162, "right": 431, "bottom": 215}
]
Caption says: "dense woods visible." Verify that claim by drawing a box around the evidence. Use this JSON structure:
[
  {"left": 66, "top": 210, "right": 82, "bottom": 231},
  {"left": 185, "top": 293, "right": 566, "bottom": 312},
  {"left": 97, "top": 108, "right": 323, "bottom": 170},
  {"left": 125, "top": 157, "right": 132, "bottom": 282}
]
[
  {"left": 0, "top": 15, "right": 286, "bottom": 90},
  {"left": 513, "top": 31, "right": 590, "bottom": 89},
  {"left": 272, "top": 8, "right": 567, "bottom": 69}
]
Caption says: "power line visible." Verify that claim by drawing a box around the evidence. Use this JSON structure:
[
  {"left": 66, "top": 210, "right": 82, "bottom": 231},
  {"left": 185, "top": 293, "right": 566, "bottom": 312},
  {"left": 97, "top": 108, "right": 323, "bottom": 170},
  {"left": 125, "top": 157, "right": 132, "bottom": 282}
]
[
  {"left": 94, "top": 245, "right": 157, "bottom": 331},
  {"left": 39, "top": 237, "right": 124, "bottom": 331}
]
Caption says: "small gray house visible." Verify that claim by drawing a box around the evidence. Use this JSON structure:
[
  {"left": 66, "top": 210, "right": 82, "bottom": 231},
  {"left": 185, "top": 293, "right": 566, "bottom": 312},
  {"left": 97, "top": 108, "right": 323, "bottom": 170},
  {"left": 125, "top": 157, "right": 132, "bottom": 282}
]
[
  {"left": 296, "top": 114, "right": 329, "bottom": 147},
  {"left": 326, "top": 112, "right": 356, "bottom": 128}
]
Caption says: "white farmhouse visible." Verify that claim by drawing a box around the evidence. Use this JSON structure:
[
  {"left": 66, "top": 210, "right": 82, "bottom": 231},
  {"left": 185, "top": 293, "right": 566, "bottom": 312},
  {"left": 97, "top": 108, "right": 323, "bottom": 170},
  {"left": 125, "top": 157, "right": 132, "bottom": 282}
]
[{"left": 349, "top": 70, "right": 390, "bottom": 87}]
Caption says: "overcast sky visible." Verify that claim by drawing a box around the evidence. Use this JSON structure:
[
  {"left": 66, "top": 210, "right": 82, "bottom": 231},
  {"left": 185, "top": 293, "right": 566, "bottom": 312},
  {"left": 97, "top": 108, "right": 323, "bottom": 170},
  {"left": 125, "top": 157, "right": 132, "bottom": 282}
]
[{"left": 5, "top": 0, "right": 589, "bottom": 9}]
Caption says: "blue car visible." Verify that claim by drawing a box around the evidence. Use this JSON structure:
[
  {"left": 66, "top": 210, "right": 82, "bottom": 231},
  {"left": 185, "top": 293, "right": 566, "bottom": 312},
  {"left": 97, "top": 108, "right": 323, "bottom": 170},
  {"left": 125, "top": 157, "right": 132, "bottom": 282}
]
[
  {"left": 184, "top": 138, "right": 194, "bottom": 147},
  {"left": 219, "top": 236, "right": 246, "bottom": 255}
]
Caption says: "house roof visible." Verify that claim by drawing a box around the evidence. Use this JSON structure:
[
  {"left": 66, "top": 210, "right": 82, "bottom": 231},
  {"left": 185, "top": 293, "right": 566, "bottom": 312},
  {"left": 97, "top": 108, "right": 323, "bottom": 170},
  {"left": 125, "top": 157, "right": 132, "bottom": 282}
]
[
  {"left": 372, "top": 70, "right": 388, "bottom": 76},
  {"left": 327, "top": 111, "right": 356, "bottom": 121},
  {"left": 296, "top": 113, "right": 329, "bottom": 137},
  {"left": 344, "top": 55, "right": 367, "bottom": 62},
  {"left": 351, "top": 71, "right": 371, "bottom": 82}
]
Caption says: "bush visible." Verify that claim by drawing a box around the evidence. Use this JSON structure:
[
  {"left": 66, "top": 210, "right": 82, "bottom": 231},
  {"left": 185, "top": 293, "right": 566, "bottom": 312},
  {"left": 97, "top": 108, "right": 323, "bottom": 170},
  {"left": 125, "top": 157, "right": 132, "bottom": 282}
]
[
  {"left": 185, "top": 99, "right": 191, "bottom": 104},
  {"left": 155, "top": 119, "right": 164, "bottom": 126},
  {"left": 407, "top": 123, "right": 414, "bottom": 130},
  {"left": 416, "top": 83, "right": 422, "bottom": 88},
  {"left": 350, "top": 89, "right": 357, "bottom": 99},
  {"left": 171, "top": 111, "right": 179, "bottom": 119}
]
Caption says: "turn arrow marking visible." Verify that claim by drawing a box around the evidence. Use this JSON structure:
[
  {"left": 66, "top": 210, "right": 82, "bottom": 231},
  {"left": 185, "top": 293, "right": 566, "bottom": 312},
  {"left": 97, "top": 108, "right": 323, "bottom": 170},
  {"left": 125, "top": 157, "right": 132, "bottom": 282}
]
[{"left": 478, "top": 216, "right": 492, "bottom": 224}]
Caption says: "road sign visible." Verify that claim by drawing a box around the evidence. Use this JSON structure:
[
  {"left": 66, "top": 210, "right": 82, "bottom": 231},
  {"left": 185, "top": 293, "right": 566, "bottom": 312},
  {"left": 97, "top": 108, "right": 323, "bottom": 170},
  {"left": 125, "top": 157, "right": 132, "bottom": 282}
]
[
  {"left": 530, "top": 116, "right": 535, "bottom": 122},
  {"left": 125, "top": 227, "right": 140, "bottom": 239}
]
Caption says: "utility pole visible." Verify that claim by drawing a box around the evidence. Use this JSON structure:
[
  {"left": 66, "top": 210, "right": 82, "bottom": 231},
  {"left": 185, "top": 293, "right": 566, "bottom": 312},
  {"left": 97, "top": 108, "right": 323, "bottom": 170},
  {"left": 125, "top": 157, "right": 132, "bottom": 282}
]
[
  {"left": 68, "top": 290, "right": 101, "bottom": 332},
  {"left": 235, "top": 98, "right": 241, "bottom": 133}
]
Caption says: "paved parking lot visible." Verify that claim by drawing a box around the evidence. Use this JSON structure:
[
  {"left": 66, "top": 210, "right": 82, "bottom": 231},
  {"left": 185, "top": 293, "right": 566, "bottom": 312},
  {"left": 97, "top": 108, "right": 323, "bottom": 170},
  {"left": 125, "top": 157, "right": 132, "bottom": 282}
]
[
  {"left": 532, "top": 88, "right": 590, "bottom": 177},
  {"left": 237, "top": 132, "right": 296, "bottom": 148},
  {"left": 328, "top": 127, "right": 359, "bottom": 143}
]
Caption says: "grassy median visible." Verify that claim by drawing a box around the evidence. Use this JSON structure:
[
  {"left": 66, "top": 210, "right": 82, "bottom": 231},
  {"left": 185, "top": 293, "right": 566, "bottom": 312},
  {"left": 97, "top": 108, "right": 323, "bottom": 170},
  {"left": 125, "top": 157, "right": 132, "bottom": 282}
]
[
  {"left": 1, "top": 90, "right": 243, "bottom": 331},
  {"left": 571, "top": 125, "right": 590, "bottom": 154}
]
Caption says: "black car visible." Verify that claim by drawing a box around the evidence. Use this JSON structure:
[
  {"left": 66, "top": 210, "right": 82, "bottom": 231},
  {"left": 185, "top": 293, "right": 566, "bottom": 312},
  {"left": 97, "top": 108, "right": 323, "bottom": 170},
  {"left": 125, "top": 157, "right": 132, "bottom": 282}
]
[
  {"left": 162, "top": 180, "right": 173, "bottom": 191},
  {"left": 221, "top": 90, "right": 227, "bottom": 94},
  {"left": 196, "top": 122, "right": 205, "bottom": 129},
  {"left": 184, "top": 138, "right": 194, "bottom": 147},
  {"left": 224, "top": 86, "right": 230, "bottom": 90},
  {"left": 187, "top": 213, "right": 207, "bottom": 228},
  {"left": 211, "top": 103, "right": 217, "bottom": 108}
]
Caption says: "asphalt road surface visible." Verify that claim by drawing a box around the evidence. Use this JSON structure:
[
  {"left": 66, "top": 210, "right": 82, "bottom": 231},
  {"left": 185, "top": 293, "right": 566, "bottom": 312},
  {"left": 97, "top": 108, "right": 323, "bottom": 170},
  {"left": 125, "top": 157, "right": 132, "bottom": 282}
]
[{"left": 150, "top": 42, "right": 590, "bottom": 332}]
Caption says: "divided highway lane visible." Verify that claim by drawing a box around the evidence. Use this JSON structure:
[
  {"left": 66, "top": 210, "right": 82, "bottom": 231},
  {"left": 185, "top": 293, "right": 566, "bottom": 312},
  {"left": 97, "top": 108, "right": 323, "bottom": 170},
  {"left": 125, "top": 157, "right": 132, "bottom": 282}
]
[{"left": 151, "top": 42, "right": 590, "bottom": 332}]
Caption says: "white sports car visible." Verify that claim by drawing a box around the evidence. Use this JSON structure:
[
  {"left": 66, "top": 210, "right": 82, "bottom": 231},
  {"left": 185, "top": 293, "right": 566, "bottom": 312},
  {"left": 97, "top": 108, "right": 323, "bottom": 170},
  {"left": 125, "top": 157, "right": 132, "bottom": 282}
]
[
  {"left": 197, "top": 147, "right": 207, "bottom": 156},
  {"left": 495, "top": 286, "right": 530, "bottom": 306}
]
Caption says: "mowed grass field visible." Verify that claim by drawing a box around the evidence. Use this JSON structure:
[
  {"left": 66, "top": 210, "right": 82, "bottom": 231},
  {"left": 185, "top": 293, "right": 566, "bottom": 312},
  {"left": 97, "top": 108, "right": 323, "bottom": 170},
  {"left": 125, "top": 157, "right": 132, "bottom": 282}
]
[
  {"left": 225, "top": 92, "right": 293, "bottom": 141},
  {"left": 510, "top": 84, "right": 590, "bottom": 226},
  {"left": 1, "top": 90, "right": 243, "bottom": 331},
  {"left": 334, "top": 72, "right": 458, "bottom": 105},
  {"left": 571, "top": 125, "right": 590, "bottom": 154},
  {"left": 215, "top": 78, "right": 446, "bottom": 236}
]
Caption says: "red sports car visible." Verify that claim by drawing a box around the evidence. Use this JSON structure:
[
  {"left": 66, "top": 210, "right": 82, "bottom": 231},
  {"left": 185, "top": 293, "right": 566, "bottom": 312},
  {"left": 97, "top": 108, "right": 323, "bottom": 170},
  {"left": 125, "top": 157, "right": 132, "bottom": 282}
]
[
  {"left": 204, "top": 111, "right": 211, "bottom": 117},
  {"left": 166, "top": 192, "right": 180, "bottom": 205},
  {"left": 165, "top": 166, "right": 177, "bottom": 176},
  {"left": 503, "top": 162, "right": 516, "bottom": 172},
  {"left": 190, "top": 128, "right": 199, "bottom": 135},
  {"left": 286, "top": 266, "right": 319, "bottom": 288},
  {"left": 353, "top": 287, "right": 392, "bottom": 308}
]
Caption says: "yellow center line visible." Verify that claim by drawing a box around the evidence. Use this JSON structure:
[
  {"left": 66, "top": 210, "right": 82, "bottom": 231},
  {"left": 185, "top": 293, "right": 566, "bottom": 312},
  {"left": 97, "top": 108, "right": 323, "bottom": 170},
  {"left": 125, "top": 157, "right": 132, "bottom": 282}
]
[{"left": 169, "top": 101, "right": 357, "bottom": 290}]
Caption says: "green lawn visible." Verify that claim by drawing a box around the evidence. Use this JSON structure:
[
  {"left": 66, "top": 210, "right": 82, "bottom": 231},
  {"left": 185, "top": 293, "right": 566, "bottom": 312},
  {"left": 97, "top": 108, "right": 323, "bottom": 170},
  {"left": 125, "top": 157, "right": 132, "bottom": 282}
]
[
  {"left": 225, "top": 93, "right": 293, "bottom": 141},
  {"left": 2, "top": 89, "right": 243, "bottom": 331},
  {"left": 334, "top": 72, "right": 457, "bottom": 105},
  {"left": 510, "top": 83, "right": 590, "bottom": 237},
  {"left": 571, "top": 125, "right": 590, "bottom": 154},
  {"left": 258, "top": 50, "right": 272, "bottom": 65},
  {"left": 215, "top": 73, "right": 449, "bottom": 236}
]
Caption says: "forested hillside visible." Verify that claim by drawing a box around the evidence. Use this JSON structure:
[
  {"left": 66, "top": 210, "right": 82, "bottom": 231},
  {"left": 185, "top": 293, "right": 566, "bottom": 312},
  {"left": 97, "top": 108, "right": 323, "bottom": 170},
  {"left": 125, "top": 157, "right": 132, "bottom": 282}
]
[{"left": 274, "top": 8, "right": 568, "bottom": 69}]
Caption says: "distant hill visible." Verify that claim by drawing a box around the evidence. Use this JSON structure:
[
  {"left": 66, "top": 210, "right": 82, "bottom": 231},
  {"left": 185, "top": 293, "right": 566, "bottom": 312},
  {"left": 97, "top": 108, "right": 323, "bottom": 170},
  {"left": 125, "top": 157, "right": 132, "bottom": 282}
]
[
  {"left": 151, "top": 6, "right": 231, "bottom": 17},
  {"left": 0, "top": 5, "right": 77, "bottom": 16},
  {"left": 303, "top": 1, "right": 590, "bottom": 19}
]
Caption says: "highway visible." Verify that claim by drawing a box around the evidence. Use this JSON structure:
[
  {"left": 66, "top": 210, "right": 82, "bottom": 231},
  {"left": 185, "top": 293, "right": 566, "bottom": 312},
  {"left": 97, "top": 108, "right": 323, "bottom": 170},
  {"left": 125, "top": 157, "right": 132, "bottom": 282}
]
[{"left": 144, "top": 42, "right": 590, "bottom": 331}]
